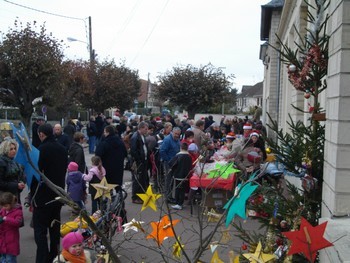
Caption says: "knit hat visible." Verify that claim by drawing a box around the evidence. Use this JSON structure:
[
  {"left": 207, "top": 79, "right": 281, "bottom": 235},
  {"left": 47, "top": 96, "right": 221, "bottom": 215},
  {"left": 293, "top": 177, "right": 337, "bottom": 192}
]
[
  {"left": 243, "top": 123, "right": 252, "bottom": 130},
  {"left": 226, "top": 132, "right": 236, "bottom": 139},
  {"left": 68, "top": 162, "right": 79, "bottom": 172},
  {"left": 188, "top": 143, "right": 198, "bottom": 152},
  {"left": 155, "top": 116, "right": 162, "bottom": 123},
  {"left": 62, "top": 232, "right": 84, "bottom": 250}
]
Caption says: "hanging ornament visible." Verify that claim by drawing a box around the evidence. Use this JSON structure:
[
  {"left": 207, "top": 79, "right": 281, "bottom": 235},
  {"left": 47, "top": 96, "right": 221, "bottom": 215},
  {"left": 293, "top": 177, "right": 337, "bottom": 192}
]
[
  {"left": 241, "top": 243, "right": 248, "bottom": 251},
  {"left": 288, "top": 64, "right": 296, "bottom": 72},
  {"left": 304, "top": 91, "right": 311, "bottom": 99},
  {"left": 266, "top": 147, "right": 271, "bottom": 154}
]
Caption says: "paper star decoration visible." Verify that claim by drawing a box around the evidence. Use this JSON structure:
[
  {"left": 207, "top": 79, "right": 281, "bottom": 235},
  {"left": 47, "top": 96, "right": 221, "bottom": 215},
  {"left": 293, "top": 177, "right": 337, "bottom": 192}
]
[
  {"left": 122, "top": 218, "right": 145, "bottom": 233},
  {"left": 210, "top": 250, "right": 224, "bottom": 263},
  {"left": 243, "top": 241, "right": 276, "bottom": 263},
  {"left": 223, "top": 182, "right": 258, "bottom": 227},
  {"left": 137, "top": 185, "right": 161, "bottom": 211},
  {"left": 220, "top": 226, "right": 232, "bottom": 244},
  {"left": 147, "top": 214, "right": 180, "bottom": 245},
  {"left": 172, "top": 238, "right": 184, "bottom": 259},
  {"left": 228, "top": 251, "right": 240, "bottom": 263},
  {"left": 11, "top": 123, "right": 40, "bottom": 187},
  {"left": 207, "top": 163, "right": 240, "bottom": 179},
  {"left": 283, "top": 217, "right": 333, "bottom": 262},
  {"left": 91, "top": 177, "right": 117, "bottom": 200},
  {"left": 210, "top": 242, "right": 218, "bottom": 253},
  {"left": 207, "top": 208, "right": 223, "bottom": 223}
]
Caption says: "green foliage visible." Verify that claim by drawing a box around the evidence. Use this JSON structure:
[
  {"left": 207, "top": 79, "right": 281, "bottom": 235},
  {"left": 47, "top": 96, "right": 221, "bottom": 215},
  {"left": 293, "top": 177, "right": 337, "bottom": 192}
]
[
  {"left": 0, "top": 20, "right": 64, "bottom": 128},
  {"left": 83, "top": 60, "right": 141, "bottom": 113},
  {"left": 156, "top": 63, "right": 234, "bottom": 118}
]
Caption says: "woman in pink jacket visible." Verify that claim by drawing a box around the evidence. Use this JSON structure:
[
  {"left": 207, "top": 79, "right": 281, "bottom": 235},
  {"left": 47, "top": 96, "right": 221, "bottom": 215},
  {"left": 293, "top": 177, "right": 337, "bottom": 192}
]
[{"left": 0, "top": 192, "right": 24, "bottom": 262}]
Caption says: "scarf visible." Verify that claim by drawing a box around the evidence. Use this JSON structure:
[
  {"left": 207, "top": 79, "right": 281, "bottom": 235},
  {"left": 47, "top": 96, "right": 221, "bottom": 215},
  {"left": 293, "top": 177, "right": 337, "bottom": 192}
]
[{"left": 61, "top": 249, "right": 86, "bottom": 263}]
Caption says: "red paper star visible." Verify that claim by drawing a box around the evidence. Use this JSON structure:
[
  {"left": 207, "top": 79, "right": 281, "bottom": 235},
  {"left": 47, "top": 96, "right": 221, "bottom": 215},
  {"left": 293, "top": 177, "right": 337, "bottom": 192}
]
[
  {"left": 147, "top": 215, "right": 180, "bottom": 246},
  {"left": 283, "top": 217, "right": 333, "bottom": 262}
]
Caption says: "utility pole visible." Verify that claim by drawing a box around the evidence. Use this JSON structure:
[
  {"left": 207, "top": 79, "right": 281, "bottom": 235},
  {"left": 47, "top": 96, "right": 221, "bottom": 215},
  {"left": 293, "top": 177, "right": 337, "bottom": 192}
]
[{"left": 89, "top": 16, "right": 94, "bottom": 63}]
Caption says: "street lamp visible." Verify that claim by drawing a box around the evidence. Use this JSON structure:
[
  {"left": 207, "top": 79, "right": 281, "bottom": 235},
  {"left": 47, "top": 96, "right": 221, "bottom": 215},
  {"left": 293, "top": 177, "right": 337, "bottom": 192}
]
[{"left": 67, "top": 16, "right": 94, "bottom": 63}]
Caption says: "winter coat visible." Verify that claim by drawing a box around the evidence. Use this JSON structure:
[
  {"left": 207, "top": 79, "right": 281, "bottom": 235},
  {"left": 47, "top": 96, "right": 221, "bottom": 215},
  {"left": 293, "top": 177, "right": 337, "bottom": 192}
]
[
  {"left": 86, "top": 121, "right": 97, "bottom": 137},
  {"left": 168, "top": 152, "right": 192, "bottom": 179},
  {"left": 66, "top": 171, "right": 86, "bottom": 202},
  {"left": 83, "top": 166, "right": 105, "bottom": 199},
  {"left": 55, "top": 133, "right": 70, "bottom": 152},
  {"left": 95, "top": 134, "right": 127, "bottom": 186},
  {"left": 159, "top": 133, "right": 180, "bottom": 163},
  {"left": 0, "top": 155, "right": 26, "bottom": 200},
  {"left": 68, "top": 142, "right": 86, "bottom": 173},
  {"left": 30, "top": 135, "right": 68, "bottom": 208},
  {"left": 130, "top": 131, "right": 149, "bottom": 164},
  {"left": 53, "top": 250, "right": 92, "bottom": 263},
  {"left": 0, "top": 204, "right": 23, "bottom": 256}
]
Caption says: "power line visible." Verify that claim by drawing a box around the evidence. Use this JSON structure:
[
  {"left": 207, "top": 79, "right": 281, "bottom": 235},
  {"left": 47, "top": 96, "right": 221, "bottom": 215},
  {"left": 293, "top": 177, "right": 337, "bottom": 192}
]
[
  {"left": 3, "top": 0, "right": 85, "bottom": 21},
  {"left": 129, "top": 0, "right": 170, "bottom": 67}
]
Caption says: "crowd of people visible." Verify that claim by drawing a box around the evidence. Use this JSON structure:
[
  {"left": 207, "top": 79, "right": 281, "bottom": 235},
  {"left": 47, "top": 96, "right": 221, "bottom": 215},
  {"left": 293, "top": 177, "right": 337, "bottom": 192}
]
[{"left": 0, "top": 107, "right": 267, "bottom": 262}]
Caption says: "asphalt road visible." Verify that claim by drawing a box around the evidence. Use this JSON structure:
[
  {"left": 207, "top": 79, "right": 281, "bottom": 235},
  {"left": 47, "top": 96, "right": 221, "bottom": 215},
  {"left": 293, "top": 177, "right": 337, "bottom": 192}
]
[{"left": 18, "top": 146, "right": 262, "bottom": 263}]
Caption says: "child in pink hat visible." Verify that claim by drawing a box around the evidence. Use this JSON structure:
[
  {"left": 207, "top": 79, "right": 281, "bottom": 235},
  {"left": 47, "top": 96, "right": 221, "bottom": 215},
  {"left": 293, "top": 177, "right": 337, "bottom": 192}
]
[
  {"left": 53, "top": 231, "right": 92, "bottom": 262},
  {"left": 66, "top": 162, "right": 87, "bottom": 212}
]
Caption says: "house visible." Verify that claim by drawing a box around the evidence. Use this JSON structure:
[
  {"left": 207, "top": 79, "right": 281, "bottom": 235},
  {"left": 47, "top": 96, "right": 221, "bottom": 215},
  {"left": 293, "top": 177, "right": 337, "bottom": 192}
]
[
  {"left": 236, "top": 81, "right": 263, "bottom": 113},
  {"left": 260, "top": 0, "right": 350, "bottom": 261}
]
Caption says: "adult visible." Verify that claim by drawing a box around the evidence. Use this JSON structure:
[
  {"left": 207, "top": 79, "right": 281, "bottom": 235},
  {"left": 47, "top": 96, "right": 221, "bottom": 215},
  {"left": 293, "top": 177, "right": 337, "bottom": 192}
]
[
  {"left": 0, "top": 139, "right": 26, "bottom": 202},
  {"left": 253, "top": 105, "right": 263, "bottom": 123},
  {"left": 95, "top": 113, "right": 105, "bottom": 148},
  {"left": 63, "top": 119, "right": 76, "bottom": 148},
  {"left": 95, "top": 125, "right": 127, "bottom": 188},
  {"left": 130, "top": 121, "right": 150, "bottom": 204},
  {"left": 204, "top": 115, "right": 215, "bottom": 130},
  {"left": 31, "top": 123, "right": 68, "bottom": 263},
  {"left": 53, "top": 124, "right": 70, "bottom": 152},
  {"left": 192, "top": 119, "right": 207, "bottom": 149},
  {"left": 159, "top": 127, "right": 181, "bottom": 201},
  {"left": 31, "top": 116, "right": 45, "bottom": 148},
  {"left": 86, "top": 116, "right": 97, "bottom": 154},
  {"left": 68, "top": 132, "right": 87, "bottom": 174}
]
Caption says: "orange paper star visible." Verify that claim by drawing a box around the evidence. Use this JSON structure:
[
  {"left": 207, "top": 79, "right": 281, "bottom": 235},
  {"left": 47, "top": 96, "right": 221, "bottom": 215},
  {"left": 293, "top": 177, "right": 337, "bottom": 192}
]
[
  {"left": 147, "top": 215, "right": 180, "bottom": 245},
  {"left": 283, "top": 217, "right": 333, "bottom": 262}
]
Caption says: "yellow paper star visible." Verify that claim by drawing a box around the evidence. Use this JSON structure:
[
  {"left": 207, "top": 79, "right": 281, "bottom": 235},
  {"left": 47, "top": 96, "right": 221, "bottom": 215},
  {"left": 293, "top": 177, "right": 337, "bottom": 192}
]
[
  {"left": 243, "top": 241, "right": 276, "bottom": 263},
  {"left": 229, "top": 251, "right": 240, "bottom": 263},
  {"left": 172, "top": 238, "right": 184, "bottom": 259},
  {"left": 91, "top": 177, "right": 118, "bottom": 200},
  {"left": 207, "top": 208, "right": 223, "bottom": 223},
  {"left": 137, "top": 185, "right": 161, "bottom": 211},
  {"left": 220, "top": 226, "right": 232, "bottom": 244},
  {"left": 147, "top": 214, "right": 180, "bottom": 245},
  {"left": 210, "top": 250, "right": 224, "bottom": 263}
]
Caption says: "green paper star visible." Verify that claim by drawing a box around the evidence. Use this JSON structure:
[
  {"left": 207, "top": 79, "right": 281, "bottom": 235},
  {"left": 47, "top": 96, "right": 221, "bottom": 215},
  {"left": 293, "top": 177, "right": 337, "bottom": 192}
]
[
  {"left": 207, "top": 163, "right": 240, "bottom": 179},
  {"left": 224, "top": 182, "right": 258, "bottom": 227}
]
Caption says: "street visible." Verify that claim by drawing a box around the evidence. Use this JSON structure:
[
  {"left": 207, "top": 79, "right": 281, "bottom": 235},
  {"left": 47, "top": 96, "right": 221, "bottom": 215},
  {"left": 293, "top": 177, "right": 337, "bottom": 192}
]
[{"left": 18, "top": 147, "right": 262, "bottom": 263}]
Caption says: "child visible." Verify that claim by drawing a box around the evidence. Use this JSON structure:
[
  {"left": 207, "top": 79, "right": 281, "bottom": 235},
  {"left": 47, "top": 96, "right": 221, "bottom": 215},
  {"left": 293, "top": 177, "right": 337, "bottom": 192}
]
[
  {"left": 66, "top": 162, "right": 87, "bottom": 211},
  {"left": 83, "top": 156, "right": 106, "bottom": 214},
  {"left": 168, "top": 142, "right": 193, "bottom": 210},
  {"left": 0, "top": 192, "right": 24, "bottom": 262},
  {"left": 53, "top": 231, "right": 92, "bottom": 263}
]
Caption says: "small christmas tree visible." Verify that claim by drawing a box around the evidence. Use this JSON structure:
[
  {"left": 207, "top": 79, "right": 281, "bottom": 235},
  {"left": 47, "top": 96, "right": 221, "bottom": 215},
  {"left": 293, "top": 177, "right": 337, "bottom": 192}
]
[{"left": 232, "top": 1, "right": 330, "bottom": 262}]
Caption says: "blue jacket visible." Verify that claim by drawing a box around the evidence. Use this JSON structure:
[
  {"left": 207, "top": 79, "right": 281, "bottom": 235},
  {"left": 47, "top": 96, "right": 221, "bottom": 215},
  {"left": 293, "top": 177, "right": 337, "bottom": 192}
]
[{"left": 160, "top": 133, "right": 180, "bottom": 163}]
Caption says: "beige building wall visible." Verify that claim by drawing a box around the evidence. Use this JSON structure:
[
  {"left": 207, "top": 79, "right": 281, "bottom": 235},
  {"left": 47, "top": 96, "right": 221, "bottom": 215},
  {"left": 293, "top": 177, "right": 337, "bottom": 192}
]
[{"left": 261, "top": 0, "right": 350, "bottom": 261}]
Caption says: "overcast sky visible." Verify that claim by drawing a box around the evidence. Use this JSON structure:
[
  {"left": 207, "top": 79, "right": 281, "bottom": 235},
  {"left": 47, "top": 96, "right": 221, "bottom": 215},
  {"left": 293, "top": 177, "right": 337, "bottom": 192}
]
[{"left": 0, "top": 0, "right": 269, "bottom": 90}]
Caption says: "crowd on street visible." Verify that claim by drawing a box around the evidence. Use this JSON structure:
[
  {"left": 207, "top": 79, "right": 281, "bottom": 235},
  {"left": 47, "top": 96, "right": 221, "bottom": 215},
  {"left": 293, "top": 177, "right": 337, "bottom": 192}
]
[{"left": 0, "top": 105, "right": 267, "bottom": 262}]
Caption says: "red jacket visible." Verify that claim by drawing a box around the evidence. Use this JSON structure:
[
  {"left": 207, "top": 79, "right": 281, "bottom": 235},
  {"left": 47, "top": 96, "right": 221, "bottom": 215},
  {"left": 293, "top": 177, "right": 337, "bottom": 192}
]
[{"left": 0, "top": 204, "right": 23, "bottom": 256}]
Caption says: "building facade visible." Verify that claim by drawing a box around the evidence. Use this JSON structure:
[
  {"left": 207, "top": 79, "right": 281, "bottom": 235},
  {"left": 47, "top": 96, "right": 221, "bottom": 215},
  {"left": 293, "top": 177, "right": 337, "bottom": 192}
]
[{"left": 260, "top": 0, "right": 350, "bottom": 261}]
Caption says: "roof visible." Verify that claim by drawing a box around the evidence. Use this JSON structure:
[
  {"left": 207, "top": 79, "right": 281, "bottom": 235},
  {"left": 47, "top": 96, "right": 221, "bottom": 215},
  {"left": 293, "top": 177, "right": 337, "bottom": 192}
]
[
  {"left": 237, "top": 82, "right": 263, "bottom": 98},
  {"left": 260, "top": 0, "right": 284, "bottom": 40}
]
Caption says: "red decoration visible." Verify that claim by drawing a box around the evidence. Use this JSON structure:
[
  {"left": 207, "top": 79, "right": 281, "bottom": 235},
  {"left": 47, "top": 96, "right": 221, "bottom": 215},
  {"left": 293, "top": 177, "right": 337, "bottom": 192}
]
[
  {"left": 304, "top": 92, "right": 311, "bottom": 99},
  {"left": 283, "top": 217, "right": 333, "bottom": 262},
  {"left": 241, "top": 243, "right": 248, "bottom": 250}
]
